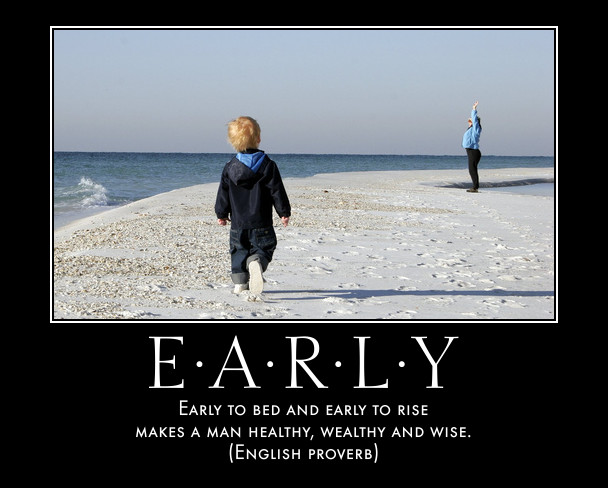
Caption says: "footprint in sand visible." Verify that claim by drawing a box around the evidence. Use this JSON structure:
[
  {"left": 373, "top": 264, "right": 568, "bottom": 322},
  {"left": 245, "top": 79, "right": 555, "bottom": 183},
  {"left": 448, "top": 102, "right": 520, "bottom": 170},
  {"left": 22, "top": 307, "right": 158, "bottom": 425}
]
[
  {"left": 326, "top": 309, "right": 355, "bottom": 315},
  {"left": 306, "top": 265, "right": 333, "bottom": 274},
  {"left": 286, "top": 245, "right": 309, "bottom": 251},
  {"left": 432, "top": 272, "right": 450, "bottom": 279},
  {"left": 337, "top": 282, "right": 362, "bottom": 289},
  {"left": 385, "top": 309, "right": 418, "bottom": 319},
  {"left": 497, "top": 275, "right": 522, "bottom": 281},
  {"left": 395, "top": 285, "right": 417, "bottom": 291},
  {"left": 481, "top": 298, "right": 527, "bottom": 309},
  {"left": 436, "top": 258, "right": 468, "bottom": 267},
  {"left": 323, "top": 296, "right": 355, "bottom": 316},
  {"left": 425, "top": 296, "right": 456, "bottom": 305},
  {"left": 311, "top": 256, "right": 340, "bottom": 262}
]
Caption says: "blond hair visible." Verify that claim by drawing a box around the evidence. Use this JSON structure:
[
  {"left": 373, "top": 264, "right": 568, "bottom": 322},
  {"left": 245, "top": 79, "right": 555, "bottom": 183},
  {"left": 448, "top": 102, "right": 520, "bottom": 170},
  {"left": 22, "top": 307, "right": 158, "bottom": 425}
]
[{"left": 227, "top": 116, "right": 261, "bottom": 152}]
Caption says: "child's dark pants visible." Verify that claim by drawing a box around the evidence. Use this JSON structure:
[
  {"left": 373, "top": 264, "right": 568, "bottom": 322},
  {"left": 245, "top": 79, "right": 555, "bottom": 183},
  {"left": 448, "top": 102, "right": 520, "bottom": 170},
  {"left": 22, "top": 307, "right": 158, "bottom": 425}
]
[{"left": 229, "top": 226, "right": 277, "bottom": 284}]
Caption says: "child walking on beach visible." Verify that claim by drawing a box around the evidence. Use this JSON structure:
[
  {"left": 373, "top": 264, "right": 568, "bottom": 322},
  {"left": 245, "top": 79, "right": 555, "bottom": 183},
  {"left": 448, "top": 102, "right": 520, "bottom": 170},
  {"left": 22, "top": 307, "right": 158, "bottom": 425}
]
[{"left": 215, "top": 116, "right": 291, "bottom": 294}]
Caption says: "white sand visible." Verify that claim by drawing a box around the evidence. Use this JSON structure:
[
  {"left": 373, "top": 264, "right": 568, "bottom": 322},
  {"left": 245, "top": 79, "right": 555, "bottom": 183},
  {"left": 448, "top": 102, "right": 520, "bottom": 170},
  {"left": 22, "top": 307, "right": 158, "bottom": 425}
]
[{"left": 52, "top": 168, "right": 555, "bottom": 321}]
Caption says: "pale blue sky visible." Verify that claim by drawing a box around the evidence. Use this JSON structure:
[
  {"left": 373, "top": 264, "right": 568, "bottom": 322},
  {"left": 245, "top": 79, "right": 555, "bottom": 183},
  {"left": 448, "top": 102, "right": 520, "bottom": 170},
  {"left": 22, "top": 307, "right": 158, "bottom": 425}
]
[{"left": 52, "top": 28, "right": 555, "bottom": 156}]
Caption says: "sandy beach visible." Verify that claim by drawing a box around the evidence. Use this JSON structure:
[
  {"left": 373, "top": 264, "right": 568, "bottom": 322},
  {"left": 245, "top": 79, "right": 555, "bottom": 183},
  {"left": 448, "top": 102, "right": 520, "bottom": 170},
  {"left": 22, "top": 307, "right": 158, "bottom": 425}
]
[{"left": 52, "top": 167, "right": 555, "bottom": 321}]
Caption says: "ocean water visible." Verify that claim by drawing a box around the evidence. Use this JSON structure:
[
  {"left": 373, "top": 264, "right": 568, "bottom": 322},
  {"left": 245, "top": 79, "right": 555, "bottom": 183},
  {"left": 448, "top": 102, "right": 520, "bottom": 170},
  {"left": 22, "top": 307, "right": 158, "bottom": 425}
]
[{"left": 53, "top": 152, "right": 554, "bottom": 229}]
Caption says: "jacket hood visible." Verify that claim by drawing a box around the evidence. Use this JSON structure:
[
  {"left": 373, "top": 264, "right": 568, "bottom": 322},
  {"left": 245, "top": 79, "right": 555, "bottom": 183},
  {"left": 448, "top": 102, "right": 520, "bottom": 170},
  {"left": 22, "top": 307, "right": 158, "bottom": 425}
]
[
  {"left": 237, "top": 151, "right": 266, "bottom": 173},
  {"left": 227, "top": 151, "right": 267, "bottom": 186}
]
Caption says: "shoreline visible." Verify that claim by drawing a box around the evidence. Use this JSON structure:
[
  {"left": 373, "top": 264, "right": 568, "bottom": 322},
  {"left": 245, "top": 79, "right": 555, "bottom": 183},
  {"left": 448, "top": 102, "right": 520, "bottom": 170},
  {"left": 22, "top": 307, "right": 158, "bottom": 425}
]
[
  {"left": 53, "top": 167, "right": 555, "bottom": 321},
  {"left": 53, "top": 163, "right": 554, "bottom": 231}
]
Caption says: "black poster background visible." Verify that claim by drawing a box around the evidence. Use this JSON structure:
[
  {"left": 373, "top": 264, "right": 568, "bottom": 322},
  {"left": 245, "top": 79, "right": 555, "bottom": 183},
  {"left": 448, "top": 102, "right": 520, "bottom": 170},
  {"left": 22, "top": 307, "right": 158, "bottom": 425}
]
[{"left": 44, "top": 322, "right": 562, "bottom": 480}]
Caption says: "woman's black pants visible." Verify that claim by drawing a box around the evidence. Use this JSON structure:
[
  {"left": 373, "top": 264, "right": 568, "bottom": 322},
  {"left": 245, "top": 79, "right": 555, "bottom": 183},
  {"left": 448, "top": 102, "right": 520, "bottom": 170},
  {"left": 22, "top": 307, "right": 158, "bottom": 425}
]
[{"left": 466, "top": 148, "right": 482, "bottom": 190}]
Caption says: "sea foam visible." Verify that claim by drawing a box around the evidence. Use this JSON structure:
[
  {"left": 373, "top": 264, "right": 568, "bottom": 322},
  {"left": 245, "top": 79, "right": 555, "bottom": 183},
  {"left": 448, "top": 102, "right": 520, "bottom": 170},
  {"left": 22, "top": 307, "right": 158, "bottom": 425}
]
[{"left": 77, "top": 177, "right": 108, "bottom": 207}]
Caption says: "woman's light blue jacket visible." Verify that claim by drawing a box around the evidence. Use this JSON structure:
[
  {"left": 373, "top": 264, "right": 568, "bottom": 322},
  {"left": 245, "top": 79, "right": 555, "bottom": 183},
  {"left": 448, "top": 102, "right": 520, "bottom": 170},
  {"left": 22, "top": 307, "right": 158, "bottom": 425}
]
[{"left": 462, "top": 109, "right": 482, "bottom": 150}]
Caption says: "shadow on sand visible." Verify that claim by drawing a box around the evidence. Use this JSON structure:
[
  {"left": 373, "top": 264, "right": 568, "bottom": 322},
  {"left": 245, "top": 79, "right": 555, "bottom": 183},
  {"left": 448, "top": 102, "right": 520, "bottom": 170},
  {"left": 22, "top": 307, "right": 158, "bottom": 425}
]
[{"left": 264, "top": 288, "right": 554, "bottom": 301}]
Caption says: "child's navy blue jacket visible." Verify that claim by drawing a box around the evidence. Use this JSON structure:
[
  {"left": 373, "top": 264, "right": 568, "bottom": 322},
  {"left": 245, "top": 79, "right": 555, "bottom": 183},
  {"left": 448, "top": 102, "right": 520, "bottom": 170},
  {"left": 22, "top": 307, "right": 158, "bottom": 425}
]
[{"left": 215, "top": 150, "right": 291, "bottom": 230}]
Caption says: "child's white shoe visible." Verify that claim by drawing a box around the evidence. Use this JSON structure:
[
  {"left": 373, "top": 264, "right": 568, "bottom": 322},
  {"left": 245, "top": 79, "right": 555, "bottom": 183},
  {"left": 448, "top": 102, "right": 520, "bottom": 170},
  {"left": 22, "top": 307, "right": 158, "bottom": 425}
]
[
  {"left": 248, "top": 260, "right": 264, "bottom": 294},
  {"left": 233, "top": 283, "right": 249, "bottom": 294}
]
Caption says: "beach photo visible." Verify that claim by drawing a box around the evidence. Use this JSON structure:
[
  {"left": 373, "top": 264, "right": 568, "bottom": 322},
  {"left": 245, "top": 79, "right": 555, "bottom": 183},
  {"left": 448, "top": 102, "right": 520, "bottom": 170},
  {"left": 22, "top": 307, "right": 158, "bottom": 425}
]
[
  {"left": 53, "top": 161, "right": 554, "bottom": 321},
  {"left": 52, "top": 29, "right": 555, "bottom": 322},
  {"left": 49, "top": 26, "right": 560, "bottom": 479}
]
